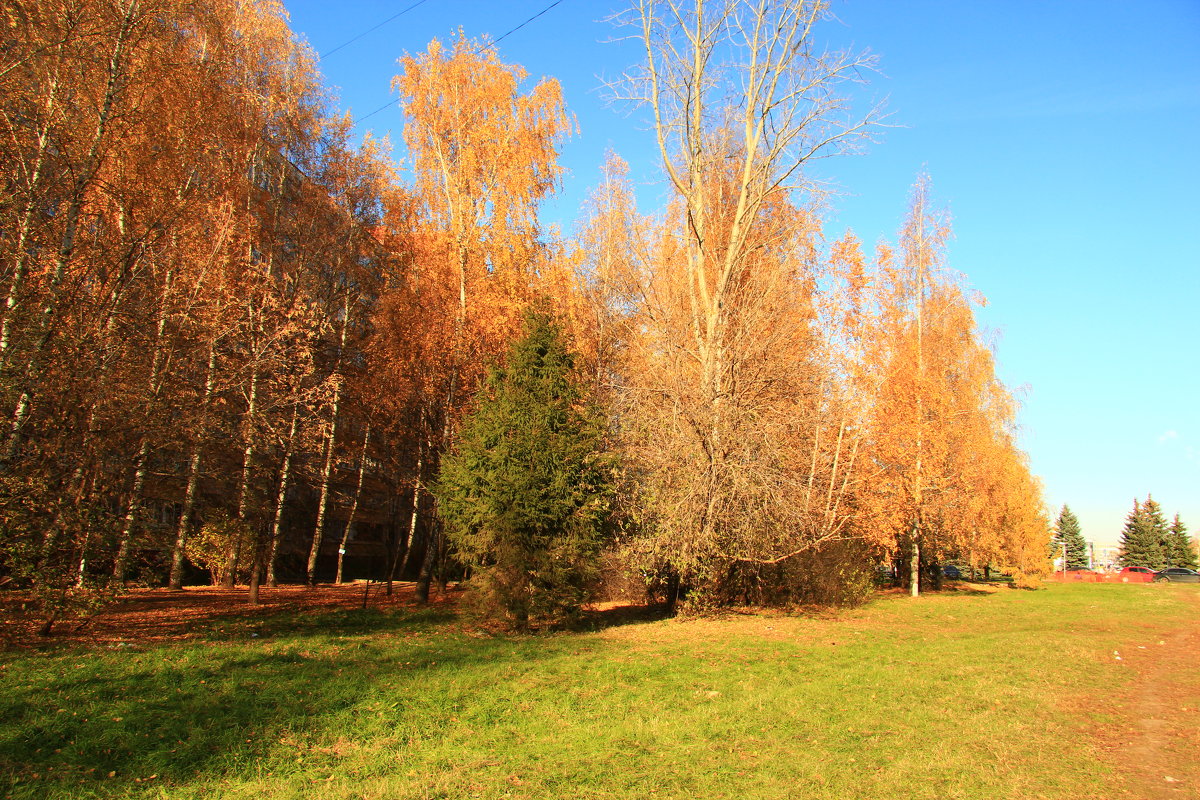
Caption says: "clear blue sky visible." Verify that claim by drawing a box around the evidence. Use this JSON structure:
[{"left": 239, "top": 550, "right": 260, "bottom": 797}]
[{"left": 282, "top": 0, "right": 1200, "bottom": 547}]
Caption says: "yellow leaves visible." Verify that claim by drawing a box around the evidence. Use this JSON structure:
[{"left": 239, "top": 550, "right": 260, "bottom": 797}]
[
  {"left": 372, "top": 29, "right": 575, "bottom": 432},
  {"left": 395, "top": 30, "right": 571, "bottom": 247},
  {"left": 856, "top": 178, "right": 1044, "bottom": 574}
]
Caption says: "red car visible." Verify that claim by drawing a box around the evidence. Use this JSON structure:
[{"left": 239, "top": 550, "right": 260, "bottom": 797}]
[{"left": 1117, "top": 566, "right": 1157, "bottom": 583}]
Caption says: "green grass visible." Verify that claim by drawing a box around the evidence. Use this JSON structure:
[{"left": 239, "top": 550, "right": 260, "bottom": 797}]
[{"left": 0, "top": 583, "right": 1194, "bottom": 799}]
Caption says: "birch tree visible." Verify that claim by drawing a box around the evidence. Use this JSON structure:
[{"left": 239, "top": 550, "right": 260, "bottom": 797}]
[
  {"left": 391, "top": 32, "right": 571, "bottom": 599},
  {"left": 610, "top": 0, "right": 881, "bottom": 605},
  {"left": 864, "top": 177, "right": 1048, "bottom": 594}
]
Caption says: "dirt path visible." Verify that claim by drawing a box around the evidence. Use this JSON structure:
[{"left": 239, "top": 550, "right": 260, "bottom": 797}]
[{"left": 1099, "top": 589, "right": 1200, "bottom": 799}]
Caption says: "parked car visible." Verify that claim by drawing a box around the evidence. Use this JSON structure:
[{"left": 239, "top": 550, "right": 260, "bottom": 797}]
[
  {"left": 1118, "top": 566, "right": 1157, "bottom": 576},
  {"left": 1154, "top": 568, "right": 1200, "bottom": 583},
  {"left": 943, "top": 565, "right": 962, "bottom": 579}
]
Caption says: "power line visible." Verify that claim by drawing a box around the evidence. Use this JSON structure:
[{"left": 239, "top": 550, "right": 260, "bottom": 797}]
[
  {"left": 319, "top": 0, "right": 435, "bottom": 61},
  {"left": 351, "top": 0, "right": 569, "bottom": 125},
  {"left": 490, "top": 0, "right": 565, "bottom": 48},
  {"left": 356, "top": 98, "right": 401, "bottom": 125}
]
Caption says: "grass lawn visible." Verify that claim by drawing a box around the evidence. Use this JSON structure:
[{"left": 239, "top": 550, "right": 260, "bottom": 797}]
[{"left": 0, "top": 582, "right": 1195, "bottom": 799}]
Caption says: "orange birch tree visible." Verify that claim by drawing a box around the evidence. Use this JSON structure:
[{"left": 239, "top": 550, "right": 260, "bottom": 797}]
[
  {"left": 864, "top": 176, "right": 1047, "bottom": 595},
  {"left": 389, "top": 32, "right": 571, "bottom": 599}
]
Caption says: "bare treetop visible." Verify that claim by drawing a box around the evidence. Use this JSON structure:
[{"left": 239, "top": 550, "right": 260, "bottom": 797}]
[{"left": 610, "top": 0, "right": 884, "bottom": 204}]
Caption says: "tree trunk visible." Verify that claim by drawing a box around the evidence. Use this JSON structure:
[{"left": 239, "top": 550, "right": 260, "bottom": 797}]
[
  {"left": 306, "top": 405, "right": 339, "bottom": 587},
  {"left": 385, "top": 490, "right": 414, "bottom": 596},
  {"left": 0, "top": 59, "right": 63, "bottom": 364},
  {"left": 306, "top": 295, "right": 351, "bottom": 587},
  {"left": 113, "top": 265, "right": 174, "bottom": 582},
  {"left": 111, "top": 438, "right": 150, "bottom": 581},
  {"left": 414, "top": 517, "right": 441, "bottom": 604},
  {"left": 909, "top": 536, "right": 921, "bottom": 598},
  {"left": 664, "top": 571, "right": 681, "bottom": 616},
  {"left": 336, "top": 424, "right": 370, "bottom": 584},
  {"left": 224, "top": 367, "right": 259, "bottom": 588},
  {"left": 388, "top": 474, "right": 421, "bottom": 592},
  {"left": 168, "top": 340, "right": 217, "bottom": 590},
  {"left": 266, "top": 403, "right": 300, "bottom": 588},
  {"left": 248, "top": 553, "right": 262, "bottom": 605}
]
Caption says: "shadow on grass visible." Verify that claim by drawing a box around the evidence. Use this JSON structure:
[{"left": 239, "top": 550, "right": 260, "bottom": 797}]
[
  {"left": 0, "top": 604, "right": 566, "bottom": 799},
  {"left": 939, "top": 582, "right": 1009, "bottom": 596},
  {"left": 576, "top": 602, "right": 672, "bottom": 632},
  {"left": 200, "top": 605, "right": 460, "bottom": 641}
]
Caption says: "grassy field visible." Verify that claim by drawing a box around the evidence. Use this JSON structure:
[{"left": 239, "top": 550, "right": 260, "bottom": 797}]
[{"left": 0, "top": 582, "right": 1195, "bottom": 799}]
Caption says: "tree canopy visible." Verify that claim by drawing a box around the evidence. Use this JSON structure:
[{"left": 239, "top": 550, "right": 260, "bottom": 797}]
[{"left": 1, "top": 0, "right": 1061, "bottom": 632}]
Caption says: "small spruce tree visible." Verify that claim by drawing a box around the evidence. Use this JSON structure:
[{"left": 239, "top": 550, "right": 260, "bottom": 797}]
[
  {"left": 436, "top": 312, "right": 615, "bottom": 630},
  {"left": 1052, "top": 505, "right": 1088, "bottom": 570},
  {"left": 1166, "top": 514, "right": 1198, "bottom": 570}
]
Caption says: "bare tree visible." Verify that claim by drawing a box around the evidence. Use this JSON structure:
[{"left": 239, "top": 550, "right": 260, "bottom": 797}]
[{"left": 607, "top": 0, "right": 883, "bottom": 603}]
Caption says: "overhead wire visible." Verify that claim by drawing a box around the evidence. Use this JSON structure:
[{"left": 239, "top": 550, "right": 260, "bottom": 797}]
[
  {"left": 351, "top": 0, "right": 569, "bottom": 125},
  {"left": 490, "top": 0, "right": 565, "bottom": 48},
  {"left": 319, "top": 0, "right": 435, "bottom": 61}
]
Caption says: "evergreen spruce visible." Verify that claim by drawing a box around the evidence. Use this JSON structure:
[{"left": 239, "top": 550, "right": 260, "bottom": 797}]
[
  {"left": 1142, "top": 496, "right": 1171, "bottom": 569},
  {"left": 1166, "top": 514, "right": 1198, "bottom": 570},
  {"left": 1118, "top": 496, "right": 1168, "bottom": 569},
  {"left": 435, "top": 312, "right": 615, "bottom": 630},
  {"left": 1051, "top": 505, "right": 1088, "bottom": 570}
]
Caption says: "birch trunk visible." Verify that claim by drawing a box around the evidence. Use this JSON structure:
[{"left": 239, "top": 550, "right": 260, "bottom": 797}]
[
  {"left": 223, "top": 367, "right": 259, "bottom": 587},
  {"left": 910, "top": 187, "right": 927, "bottom": 598},
  {"left": 387, "top": 448, "right": 422, "bottom": 593},
  {"left": 909, "top": 535, "right": 920, "bottom": 599},
  {"left": 335, "top": 424, "right": 370, "bottom": 584},
  {"left": 266, "top": 403, "right": 300, "bottom": 587},
  {"left": 113, "top": 267, "right": 174, "bottom": 581},
  {"left": 0, "top": 59, "right": 63, "bottom": 363},
  {"left": 111, "top": 438, "right": 150, "bottom": 581},
  {"left": 306, "top": 295, "right": 351, "bottom": 586}
]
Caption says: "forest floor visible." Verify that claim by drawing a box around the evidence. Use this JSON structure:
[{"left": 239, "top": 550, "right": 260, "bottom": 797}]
[
  {"left": 0, "top": 581, "right": 1196, "bottom": 799},
  {"left": 0, "top": 582, "right": 464, "bottom": 649}
]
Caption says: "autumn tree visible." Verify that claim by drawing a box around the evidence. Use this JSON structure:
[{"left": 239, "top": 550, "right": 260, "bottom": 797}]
[
  {"left": 0, "top": 0, "right": 398, "bottom": 625},
  {"left": 1052, "top": 505, "right": 1088, "bottom": 570},
  {"left": 862, "top": 177, "right": 1048, "bottom": 594},
  {"left": 606, "top": 0, "right": 881, "bottom": 608},
  {"left": 0, "top": 0, "right": 269, "bottom": 617},
  {"left": 969, "top": 442, "right": 1051, "bottom": 580},
  {"left": 564, "top": 152, "right": 646, "bottom": 401},
  {"left": 435, "top": 312, "right": 614, "bottom": 629},
  {"left": 394, "top": 30, "right": 571, "bottom": 358},
  {"left": 389, "top": 32, "right": 572, "bottom": 600}
]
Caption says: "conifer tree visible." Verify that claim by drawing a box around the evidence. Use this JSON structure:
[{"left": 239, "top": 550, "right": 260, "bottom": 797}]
[
  {"left": 1052, "top": 505, "right": 1088, "bottom": 570},
  {"left": 1119, "top": 497, "right": 1167, "bottom": 569},
  {"left": 1166, "top": 514, "right": 1198, "bottom": 570},
  {"left": 436, "top": 312, "right": 615, "bottom": 630},
  {"left": 1142, "top": 497, "right": 1171, "bottom": 568}
]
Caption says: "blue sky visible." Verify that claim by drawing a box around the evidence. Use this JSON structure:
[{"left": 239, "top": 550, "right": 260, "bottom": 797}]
[{"left": 282, "top": 0, "right": 1200, "bottom": 547}]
